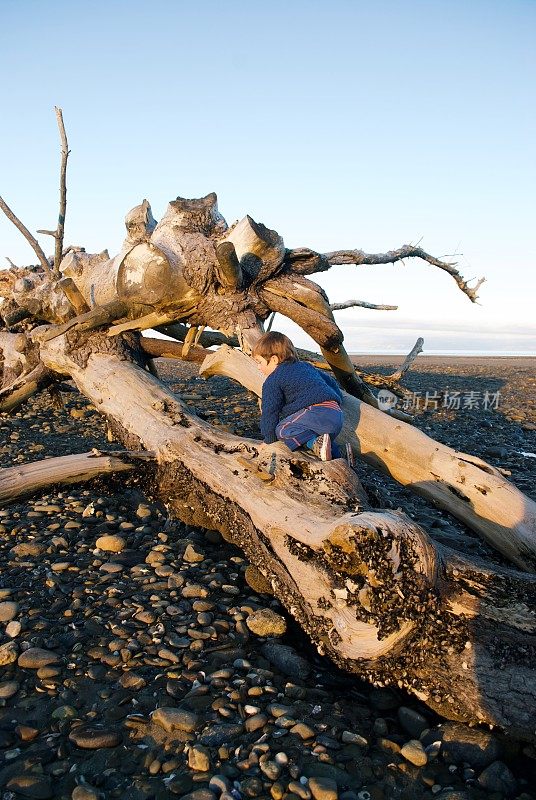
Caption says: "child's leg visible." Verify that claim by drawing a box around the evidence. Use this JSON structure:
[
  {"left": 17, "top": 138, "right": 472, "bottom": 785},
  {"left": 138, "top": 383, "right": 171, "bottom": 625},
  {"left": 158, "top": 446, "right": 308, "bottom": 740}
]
[
  {"left": 276, "top": 406, "right": 343, "bottom": 455},
  {"left": 275, "top": 409, "right": 318, "bottom": 451}
]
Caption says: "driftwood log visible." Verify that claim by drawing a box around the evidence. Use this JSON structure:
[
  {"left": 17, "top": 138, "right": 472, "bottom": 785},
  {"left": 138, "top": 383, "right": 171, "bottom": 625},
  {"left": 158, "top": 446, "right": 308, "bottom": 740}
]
[
  {"left": 14, "top": 328, "right": 531, "bottom": 742},
  {"left": 0, "top": 450, "right": 154, "bottom": 507}
]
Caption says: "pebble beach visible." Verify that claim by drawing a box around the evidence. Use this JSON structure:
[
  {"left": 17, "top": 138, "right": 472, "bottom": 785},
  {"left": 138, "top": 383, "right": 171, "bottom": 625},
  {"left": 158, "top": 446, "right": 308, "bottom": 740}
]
[{"left": 0, "top": 355, "right": 535, "bottom": 800}]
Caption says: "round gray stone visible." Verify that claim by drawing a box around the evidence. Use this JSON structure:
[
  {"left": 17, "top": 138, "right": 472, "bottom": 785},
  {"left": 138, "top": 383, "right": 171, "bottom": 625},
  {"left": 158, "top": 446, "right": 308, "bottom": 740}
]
[
  {"left": 18, "top": 648, "right": 60, "bottom": 669},
  {"left": 68, "top": 726, "right": 122, "bottom": 749}
]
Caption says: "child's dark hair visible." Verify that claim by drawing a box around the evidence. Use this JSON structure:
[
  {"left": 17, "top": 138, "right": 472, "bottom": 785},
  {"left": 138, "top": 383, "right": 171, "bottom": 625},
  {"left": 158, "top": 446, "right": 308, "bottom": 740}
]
[{"left": 252, "top": 331, "right": 298, "bottom": 364}]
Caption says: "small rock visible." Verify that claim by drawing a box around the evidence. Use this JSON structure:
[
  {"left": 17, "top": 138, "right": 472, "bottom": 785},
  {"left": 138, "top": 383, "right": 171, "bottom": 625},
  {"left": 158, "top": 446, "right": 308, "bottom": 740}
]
[
  {"left": 182, "top": 584, "right": 209, "bottom": 598},
  {"left": 180, "top": 791, "right": 217, "bottom": 800},
  {"left": 167, "top": 774, "right": 193, "bottom": 795},
  {"left": 291, "top": 722, "right": 316, "bottom": 740},
  {"left": 477, "top": 760, "right": 517, "bottom": 794},
  {"left": 246, "top": 608, "right": 287, "bottom": 637},
  {"left": 400, "top": 739, "right": 427, "bottom": 767},
  {"left": 309, "top": 777, "right": 338, "bottom": 800},
  {"left": 184, "top": 543, "right": 205, "bottom": 562},
  {"left": 428, "top": 722, "right": 502, "bottom": 769},
  {"left": 134, "top": 610, "right": 156, "bottom": 624},
  {"left": 10, "top": 542, "right": 45, "bottom": 557},
  {"left": 152, "top": 706, "right": 199, "bottom": 732},
  {"left": 136, "top": 504, "right": 152, "bottom": 519},
  {"left": 18, "top": 648, "right": 60, "bottom": 669},
  {"left": 397, "top": 706, "right": 428, "bottom": 738},
  {"left": 52, "top": 705, "right": 78, "bottom": 720},
  {"left": 209, "top": 775, "right": 232, "bottom": 795},
  {"left": 188, "top": 744, "right": 211, "bottom": 771},
  {"left": 95, "top": 534, "right": 126, "bottom": 552},
  {"left": 261, "top": 641, "right": 310, "bottom": 680},
  {"left": 15, "top": 724, "right": 39, "bottom": 741},
  {"left": 0, "top": 680, "right": 19, "bottom": 699},
  {"left": 6, "top": 774, "right": 53, "bottom": 799},
  {"left": 245, "top": 713, "right": 268, "bottom": 732},
  {"left": 72, "top": 784, "right": 101, "bottom": 800},
  {"left": 0, "top": 600, "right": 18, "bottom": 622},
  {"left": 0, "top": 640, "right": 18, "bottom": 665},
  {"left": 341, "top": 731, "right": 368, "bottom": 747},
  {"left": 199, "top": 722, "right": 244, "bottom": 746},
  {"left": 6, "top": 620, "right": 22, "bottom": 637},
  {"left": 68, "top": 726, "right": 122, "bottom": 749}
]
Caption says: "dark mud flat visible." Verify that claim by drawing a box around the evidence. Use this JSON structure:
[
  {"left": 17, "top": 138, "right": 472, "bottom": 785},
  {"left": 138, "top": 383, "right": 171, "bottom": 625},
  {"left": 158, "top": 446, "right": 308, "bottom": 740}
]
[{"left": 0, "top": 356, "right": 534, "bottom": 800}]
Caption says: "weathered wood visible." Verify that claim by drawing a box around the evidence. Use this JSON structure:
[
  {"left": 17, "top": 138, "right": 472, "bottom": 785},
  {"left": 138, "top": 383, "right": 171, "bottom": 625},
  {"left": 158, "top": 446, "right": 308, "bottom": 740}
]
[
  {"left": 35, "top": 107, "right": 69, "bottom": 275},
  {"left": 0, "top": 363, "right": 54, "bottom": 413},
  {"left": 388, "top": 337, "right": 424, "bottom": 381},
  {"left": 223, "top": 215, "right": 285, "bottom": 282},
  {"left": 289, "top": 244, "right": 485, "bottom": 303},
  {"left": 200, "top": 345, "right": 536, "bottom": 572},
  {"left": 215, "top": 241, "right": 242, "bottom": 291},
  {"left": 0, "top": 197, "right": 50, "bottom": 274},
  {"left": 0, "top": 450, "right": 153, "bottom": 507},
  {"left": 0, "top": 331, "right": 53, "bottom": 412},
  {"left": 140, "top": 336, "right": 210, "bottom": 364},
  {"left": 331, "top": 299, "right": 398, "bottom": 311},
  {"left": 34, "top": 330, "right": 536, "bottom": 740}
]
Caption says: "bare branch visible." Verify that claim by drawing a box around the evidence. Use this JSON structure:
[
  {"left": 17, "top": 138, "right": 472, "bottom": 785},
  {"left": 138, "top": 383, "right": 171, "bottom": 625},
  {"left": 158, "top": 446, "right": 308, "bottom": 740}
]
[
  {"left": 0, "top": 196, "right": 50, "bottom": 273},
  {"left": 5, "top": 257, "right": 18, "bottom": 269},
  {"left": 289, "top": 244, "right": 485, "bottom": 303},
  {"left": 388, "top": 337, "right": 424, "bottom": 381},
  {"left": 331, "top": 299, "right": 398, "bottom": 311},
  {"left": 54, "top": 106, "right": 69, "bottom": 275}
]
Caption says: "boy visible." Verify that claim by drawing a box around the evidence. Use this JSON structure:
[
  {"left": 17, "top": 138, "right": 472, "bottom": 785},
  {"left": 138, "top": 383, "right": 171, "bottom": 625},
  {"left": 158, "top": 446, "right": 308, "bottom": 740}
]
[{"left": 252, "top": 331, "right": 343, "bottom": 461}]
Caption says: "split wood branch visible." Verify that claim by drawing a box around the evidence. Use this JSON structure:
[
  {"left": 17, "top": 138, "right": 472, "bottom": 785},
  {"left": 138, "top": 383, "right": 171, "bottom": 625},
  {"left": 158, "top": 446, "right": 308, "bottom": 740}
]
[
  {"left": 37, "top": 300, "right": 129, "bottom": 343},
  {"left": 0, "top": 196, "right": 50, "bottom": 274},
  {"left": 331, "top": 299, "right": 398, "bottom": 311},
  {"left": 0, "top": 450, "right": 154, "bottom": 507}
]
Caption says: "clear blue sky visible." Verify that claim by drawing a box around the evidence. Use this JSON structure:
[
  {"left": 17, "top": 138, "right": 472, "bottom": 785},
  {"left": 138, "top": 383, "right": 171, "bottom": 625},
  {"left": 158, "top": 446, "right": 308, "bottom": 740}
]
[{"left": 1, "top": 0, "right": 535, "bottom": 353}]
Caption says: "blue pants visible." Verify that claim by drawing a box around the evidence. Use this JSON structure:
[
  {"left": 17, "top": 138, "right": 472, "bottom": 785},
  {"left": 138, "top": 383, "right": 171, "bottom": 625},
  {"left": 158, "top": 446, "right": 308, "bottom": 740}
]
[{"left": 275, "top": 402, "right": 343, "bottom": 458}]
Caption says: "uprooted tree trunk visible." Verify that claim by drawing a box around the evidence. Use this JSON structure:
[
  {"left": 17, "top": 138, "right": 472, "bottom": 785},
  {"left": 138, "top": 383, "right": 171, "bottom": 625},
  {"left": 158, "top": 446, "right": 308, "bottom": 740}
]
[{"left": 30, "top": 329, "right": 536, "bottom": 742}]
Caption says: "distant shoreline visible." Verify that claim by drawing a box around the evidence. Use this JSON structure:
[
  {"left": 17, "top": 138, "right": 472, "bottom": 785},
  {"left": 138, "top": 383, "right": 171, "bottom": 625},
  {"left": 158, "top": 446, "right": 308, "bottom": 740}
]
[
  {"left": 349, "top": 353, "right": 536, "bottom": 358},
  {"left": 349, "top": 353, "right": 536, "bottom": 367}
]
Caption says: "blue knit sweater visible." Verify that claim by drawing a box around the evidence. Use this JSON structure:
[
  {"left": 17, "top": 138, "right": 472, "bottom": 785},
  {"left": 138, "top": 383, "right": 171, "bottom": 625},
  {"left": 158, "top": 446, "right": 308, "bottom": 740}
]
[{"left": 260, "top": 361, "right": 342, "bottom": 443}]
